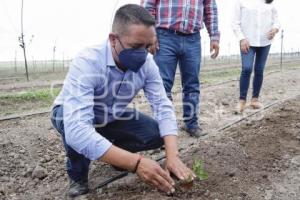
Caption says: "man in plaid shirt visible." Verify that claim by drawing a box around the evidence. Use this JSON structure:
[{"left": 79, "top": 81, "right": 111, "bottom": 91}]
[{"left": 141, "top": 0, "right": 220, "bottom": 137}]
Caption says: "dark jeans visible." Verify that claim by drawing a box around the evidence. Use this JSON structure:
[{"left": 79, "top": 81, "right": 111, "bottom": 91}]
[
  {"left": 240, "top": 45, "right": 271, "bottom": 100},
  {"left": 154, "top": 28, "right": 201, "bottom": 129},
  {"left": 51, "top": 105, "right": 163, "bottom": 182}
]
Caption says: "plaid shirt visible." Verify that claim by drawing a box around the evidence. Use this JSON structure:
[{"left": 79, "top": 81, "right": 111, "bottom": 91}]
[{"left": 141, "top": 0, "right": 220, "bottom": 41}]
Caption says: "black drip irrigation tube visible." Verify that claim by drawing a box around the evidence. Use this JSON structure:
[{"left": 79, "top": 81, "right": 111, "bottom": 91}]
[
  {"left": 217, "top": 96, "right": 288, "bottom": 132},
  {"left": 201, "top": 69, "right": 281, "bottom": 89},
  {"left": 0, "top": 110, "right": 50, "bottom": 121}
]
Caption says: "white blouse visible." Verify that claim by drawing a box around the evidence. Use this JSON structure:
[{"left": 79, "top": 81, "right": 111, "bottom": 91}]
[{"left": 232, "top": 0, "right": 280, "bottom": 47}]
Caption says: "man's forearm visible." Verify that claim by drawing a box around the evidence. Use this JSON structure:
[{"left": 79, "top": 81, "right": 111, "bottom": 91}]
[
  {"left": 204, "top": 0, "right": 220, "bottom": 42},
  {"left": 100, "top": 145, "right": 140, "bottom": 172},
  {"left": 163, "top": 135, "right": 179, "bottom": 158}
]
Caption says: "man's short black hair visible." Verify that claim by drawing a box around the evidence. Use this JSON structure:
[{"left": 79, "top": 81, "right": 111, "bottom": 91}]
[
  {"left": 265, "top": 0, "right": 274, "bottom": 4},
  {"left": 112, "top": 4, "right": 155, "bottom": 35}
]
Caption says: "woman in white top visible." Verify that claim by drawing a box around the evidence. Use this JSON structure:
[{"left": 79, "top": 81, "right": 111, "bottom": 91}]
[{"left": 232, "top": 0, "right": 280, "bottom": 112}]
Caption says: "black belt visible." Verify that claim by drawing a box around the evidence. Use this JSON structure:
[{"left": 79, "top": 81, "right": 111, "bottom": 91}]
[{"left": 157, "top": 28, "right": 198, "bottom": 36}]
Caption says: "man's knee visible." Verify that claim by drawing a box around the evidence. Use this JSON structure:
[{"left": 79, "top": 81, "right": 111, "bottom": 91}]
[
  {"left": 138, "top": 115, "right": 162, "bottom": 141},
  {"left": 144, "top": 117, "right": 160, "bottom": 137}
]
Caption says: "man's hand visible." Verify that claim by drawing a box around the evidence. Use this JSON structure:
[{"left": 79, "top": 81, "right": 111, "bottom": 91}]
[
  {"left": 210, "top": 41, "right": 219, "bottom": 59},
  {"left": 164, "top": 156, "right": 196, "bottom": 181},
  {"left": 148, "top": 36, "right": 159, "bottom": 55},
  {"left": 240, "top": 39, "right": 250, "bottom": 54},
  {"left": 162, "top": 135, "right": 195, "bottom": 181},
  {"left": 136, "top": 157, "right": 175, "bottom": 194},
  {"left": 267, "top": 28, "right": 279, "bottom": 40}
]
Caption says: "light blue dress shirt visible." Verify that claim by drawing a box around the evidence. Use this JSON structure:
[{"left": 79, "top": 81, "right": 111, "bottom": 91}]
[{"left": 54, "top": 39, "right": 177, "bottom": 160}]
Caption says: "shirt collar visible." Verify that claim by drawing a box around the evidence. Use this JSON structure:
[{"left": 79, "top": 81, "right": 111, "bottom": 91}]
[{"left": 106, "top": 39, "right": 117, "bottom": 67}]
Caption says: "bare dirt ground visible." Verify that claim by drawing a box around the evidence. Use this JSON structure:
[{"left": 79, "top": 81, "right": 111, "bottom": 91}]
[{"left": 0, "top": 66, "right": 300, "bottom": 200}]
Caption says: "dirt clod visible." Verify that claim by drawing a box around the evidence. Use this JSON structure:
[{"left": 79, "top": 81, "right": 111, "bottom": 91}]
[{"left": 32, "top": 165, "right": 47, "bottom": 179}]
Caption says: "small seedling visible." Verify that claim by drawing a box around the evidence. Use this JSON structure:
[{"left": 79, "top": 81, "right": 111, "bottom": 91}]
[
  {"left": 174, "top": 160, "right": 208, "bottom": 192},
  {"left": 192, "top": 160, "right": 208, "bottom": 181}
]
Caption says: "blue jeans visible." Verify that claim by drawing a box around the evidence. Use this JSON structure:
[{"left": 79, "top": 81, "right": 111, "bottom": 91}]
[
  {"left": 240, "top": 45, "right": 271, "bottom": 100},
  {"left": 154, "top": 28, "right": 201, "bottom": 129},
  {"left": 51, "top": 105, "right": 163, "bottom": 182}
]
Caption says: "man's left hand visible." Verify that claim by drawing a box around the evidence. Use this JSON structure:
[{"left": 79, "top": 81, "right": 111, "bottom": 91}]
[
  {"left": 164, "top": 156, "right": 196, "bottom": 181},
  {"left": 210, "top": 41, "right": 219, "bottom": 59}
]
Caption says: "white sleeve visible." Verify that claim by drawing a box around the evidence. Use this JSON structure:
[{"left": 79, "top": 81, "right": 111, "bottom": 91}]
[
  {"left": 231, "top": 0, "right": 245, "bottom": 41},
  {"left": 272, "top": 5, "right": 280, "bottom": 30}
]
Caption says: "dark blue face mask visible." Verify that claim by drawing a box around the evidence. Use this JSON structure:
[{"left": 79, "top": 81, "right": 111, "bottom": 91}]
[{"left": 115, "top": 37, "right": 148, "bottom": 73}]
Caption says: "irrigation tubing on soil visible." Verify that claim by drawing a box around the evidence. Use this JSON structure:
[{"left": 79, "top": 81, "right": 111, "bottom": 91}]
[
  {"left": 217, "top": 94, "right": 299, "bottom": 131},
  {"left": 0, "top": 110, "right": 50, "bottom": 121}
]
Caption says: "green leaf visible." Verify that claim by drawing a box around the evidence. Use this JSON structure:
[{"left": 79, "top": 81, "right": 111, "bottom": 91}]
[{"left": 192, "top": 160, "right": 208, "bottom": 181}]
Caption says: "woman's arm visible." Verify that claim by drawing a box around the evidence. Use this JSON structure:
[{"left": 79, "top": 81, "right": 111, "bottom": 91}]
[{"left": 231, "top": 0, "right": 245, "bottom": 42}]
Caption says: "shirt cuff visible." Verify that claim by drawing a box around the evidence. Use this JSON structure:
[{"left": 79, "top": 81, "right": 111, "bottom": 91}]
[
  {"left": 158, "top": 118, "right": 178, "bottom": 137},
  {"left": 237, "top": 33, "right": 246, "bottom": 42},
  {"left": 272, "top": 25, "right": 280, "bottom": 31},
  {"left": 210, "top": 34, "right": 220, "bottom": 42},
  {"left": 84, "top": 132, "right": 112, "bottom": 160}
]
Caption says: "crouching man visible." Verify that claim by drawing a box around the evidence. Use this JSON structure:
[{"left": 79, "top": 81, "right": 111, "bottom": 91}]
[{"left": 51, "top": 4, "right": 194, "bottom": 198}]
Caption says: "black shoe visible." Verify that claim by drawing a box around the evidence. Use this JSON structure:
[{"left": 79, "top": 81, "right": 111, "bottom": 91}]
[
  {"left": 182, "top": 127, "right": 207, "bottom": 138},
  {"left": 68, "top": 179, "right": 89, "bottom": 198}
]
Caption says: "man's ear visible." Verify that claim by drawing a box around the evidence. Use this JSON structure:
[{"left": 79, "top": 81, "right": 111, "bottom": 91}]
[{"left": 109, "top": 33, "right": 117, "bottom": 48}]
